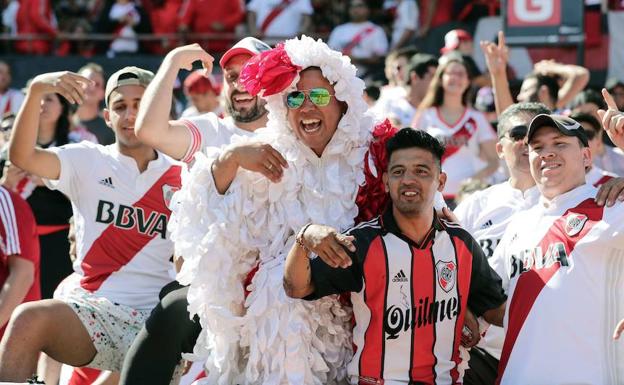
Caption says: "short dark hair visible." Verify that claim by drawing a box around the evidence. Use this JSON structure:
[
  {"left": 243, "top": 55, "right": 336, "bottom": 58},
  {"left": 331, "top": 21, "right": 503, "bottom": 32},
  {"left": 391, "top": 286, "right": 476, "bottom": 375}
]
[
  {"left": 525, "top": 72, "right": 559, "bottom": 103},
  {"left": 386, "top": 128, "right": 445, "bottom": 170},
  {"left": 570, "top": 89, "right": 606, "bottom": 110},
  {"left": 497, "top": 102, "right": 551, "bottom": 137},
  {"left": 569, "top": 111, "right": 601, "bottom": 133}
]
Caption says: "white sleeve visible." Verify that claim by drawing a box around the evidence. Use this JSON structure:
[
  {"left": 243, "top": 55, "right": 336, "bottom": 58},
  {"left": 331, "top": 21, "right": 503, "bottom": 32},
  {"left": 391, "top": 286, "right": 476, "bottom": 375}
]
[
  {"left": 412, "top": 108, "right": 432, "bottom": 130},
  {"left": 397, "top": 0, "right": 418, "bottom": 31},
  {"left": 177, "top": 113, "right": 224, "bottom": 164},
  {"left": 10, "top": 91, "right": 25, "bottom": 114},
  {"left": 43, "top": 142, "right": 98, "bottom": 201},
  {"left": 474, "top": 111, "right": 497, "bottom": 143},
  {"left": 327, "top": 28, "right": 341, "bottom": 50},
  {"left": 488, "top": 221, "right": 514, "bottom": 293},
  {"left": 453, "top": 191, "right": 480, "bottom": 233}
]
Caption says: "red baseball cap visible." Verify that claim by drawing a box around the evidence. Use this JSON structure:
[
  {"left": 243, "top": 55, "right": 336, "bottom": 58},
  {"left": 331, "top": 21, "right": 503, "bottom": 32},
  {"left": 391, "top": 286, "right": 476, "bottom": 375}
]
[
  {"left": 440, "top": 29, "right": 472, "bottom": 54},
  {"left": 184, "top": 70, "right": 221, "bottom": 95},
  {"left": 219, "top": 37, "right": 271, "bottom": 68}
]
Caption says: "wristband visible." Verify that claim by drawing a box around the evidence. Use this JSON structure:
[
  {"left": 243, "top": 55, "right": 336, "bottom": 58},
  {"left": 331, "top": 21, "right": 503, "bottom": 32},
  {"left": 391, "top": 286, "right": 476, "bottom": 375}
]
[{"left": 296, "top": 223, "right": 312, "bottom": 252}]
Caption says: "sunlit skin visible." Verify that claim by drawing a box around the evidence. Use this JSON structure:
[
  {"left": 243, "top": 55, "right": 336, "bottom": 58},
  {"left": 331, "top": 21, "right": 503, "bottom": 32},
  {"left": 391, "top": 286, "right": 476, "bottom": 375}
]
[
  {"left": 528, "top": 125, "right": 591, "bottom": 200},
  {"left": 223, "top": 54, "right": 266, "bottom": 122},
  {"left": 441, "top": 61, "right": 469, "bottom": 97},
  {"left": 517, "top": 77, "right": 539, "bottom": 104},
  {"left": 383, "top": 147, "right": 446, "bottom": 217},
  {"left": 0, "top": 62, "right": 10, "bottom": 93},
  {"left": 104, "top": 84, "right": 148, "bottom": 150},
  {"left": 496, "top": 115, "right": 531, "bottom": 175},
  {"left": 79, "top": 69, "right": 105, "bottom": 105},
  {"left": 286, "top": 68, "right": 345, "bottom": 157},
  {"left": 39, "top": 94, "right": 63, "bottom": 127}
]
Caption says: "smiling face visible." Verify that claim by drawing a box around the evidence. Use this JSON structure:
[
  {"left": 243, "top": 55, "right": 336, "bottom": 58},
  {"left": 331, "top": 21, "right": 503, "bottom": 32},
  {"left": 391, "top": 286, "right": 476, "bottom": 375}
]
[
  {"left": 104, "top": 84, "right": 146, "bottom": 149},
  {"left": 528, "top": 125, "right": 590, "bottom": 199},
  {"left": 497, "top": 114, "right": 531, "bottom": 176},
  {"left": 383, "top": 147, "right": 446, "bottom": 217},
  {"left": 40, "top": 93, "right": 63, "bottom": 126},
  {"left": 286, "top": 68, "right": 345, "bottom": 156},
  {"left": 223, "top": 54, "right": 266, "bottom": 123},
  {"left": 441, "top": 61, "right": 469, "bottom": 97}
]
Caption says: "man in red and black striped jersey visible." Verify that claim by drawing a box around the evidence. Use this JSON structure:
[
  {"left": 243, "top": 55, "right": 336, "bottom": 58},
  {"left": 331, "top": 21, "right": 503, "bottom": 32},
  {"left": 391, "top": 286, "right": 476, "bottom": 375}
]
[{"left": 284, "top": 128, "right": 506, "bottom": 385}]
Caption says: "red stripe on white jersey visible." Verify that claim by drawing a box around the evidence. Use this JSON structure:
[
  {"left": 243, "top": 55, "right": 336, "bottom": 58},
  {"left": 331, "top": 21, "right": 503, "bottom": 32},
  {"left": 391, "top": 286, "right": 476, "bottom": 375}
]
[
  {"left": 0, "top": 187, "right": 20, "bottom": 255},
  {"left": 79, "top": 165, "right": 182, "bottom": 291},
  {"left": 441, "top": 117, "right": 477, "bottom": 163},
  {"left": 497, "top": 198, "right": 604, "bottom": 383},
  {"left": 449, "top": 237, "right": 473, "bottom": 384},
  {"left": 180, "top": 119, "right": 202, "bottom": 163},
  {"left": 359, "top": 236, "right": 388, "bottom": 381},
  {"left": 593, "top": 174, "right": 614, "bottom": 187},
  {"left": 408, "top": 247, "right": 436, "bottom": 383}
]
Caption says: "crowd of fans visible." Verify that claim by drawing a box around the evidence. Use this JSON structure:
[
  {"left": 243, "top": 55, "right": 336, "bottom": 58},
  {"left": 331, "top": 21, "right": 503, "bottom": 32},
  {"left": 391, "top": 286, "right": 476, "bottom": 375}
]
[{"left": 0, "top": 1, "right": 623, "bottom": 385}]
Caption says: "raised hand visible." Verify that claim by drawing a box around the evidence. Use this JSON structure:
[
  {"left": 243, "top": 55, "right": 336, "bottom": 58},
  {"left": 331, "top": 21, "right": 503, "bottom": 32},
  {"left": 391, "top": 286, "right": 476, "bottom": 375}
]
[
  {"left": 301, "top": 224, "right": 356, "bottom": 269},
  {"left": 480, "top": 30, "right": 509, "bottom": 77},
  {"left": 226, "top": 142, "right": 288, "bottom": 183},
  {"left": 165, "top": 43, "right": 214, "bottom": 76},
  {"left": 28, "top": 71, "right": 92, "bottom": 104},
  {"left": 597, "top": 88, "right": 624, "bottom": 150}
]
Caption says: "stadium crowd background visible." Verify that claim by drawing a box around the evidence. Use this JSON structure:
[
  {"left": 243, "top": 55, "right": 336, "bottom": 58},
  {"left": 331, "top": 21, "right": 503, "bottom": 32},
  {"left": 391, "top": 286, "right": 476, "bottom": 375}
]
[{"left": 1, "top": 0, "right": 624, "bottom": 384}]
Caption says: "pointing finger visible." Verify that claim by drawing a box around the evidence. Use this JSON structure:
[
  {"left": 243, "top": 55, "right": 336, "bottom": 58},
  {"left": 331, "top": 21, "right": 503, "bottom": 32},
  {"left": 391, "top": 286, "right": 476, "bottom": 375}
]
[{"left": 602, "top": 88, "right": 619, "bottom": 110}]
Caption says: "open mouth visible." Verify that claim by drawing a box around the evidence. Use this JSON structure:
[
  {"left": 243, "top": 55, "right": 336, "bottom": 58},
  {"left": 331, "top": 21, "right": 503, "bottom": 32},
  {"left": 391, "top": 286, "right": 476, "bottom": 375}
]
[
  {"left": 541, "top": 162, "right": 562, "bottom": 171},
  {"left": 232, "top": 94, "right": 254, "bottom": 105},
  {"left": 300, "top": 118, "right": 322, "bottom": 133},
  {"left": 401, "top": 190, "right": 419, "bottom": 198}
]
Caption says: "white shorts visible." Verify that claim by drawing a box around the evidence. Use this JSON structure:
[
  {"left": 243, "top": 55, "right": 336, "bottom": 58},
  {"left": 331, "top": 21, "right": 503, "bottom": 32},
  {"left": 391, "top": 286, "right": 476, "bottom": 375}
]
[{"left": 56, "top": 281, "right": 150, "bottom": 372}]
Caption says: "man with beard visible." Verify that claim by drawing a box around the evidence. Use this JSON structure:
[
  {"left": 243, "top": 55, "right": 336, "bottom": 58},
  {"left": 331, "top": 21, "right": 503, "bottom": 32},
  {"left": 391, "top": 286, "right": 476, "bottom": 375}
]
[{"left": 118, "top": 37, "right": 283, "bottom": 384}]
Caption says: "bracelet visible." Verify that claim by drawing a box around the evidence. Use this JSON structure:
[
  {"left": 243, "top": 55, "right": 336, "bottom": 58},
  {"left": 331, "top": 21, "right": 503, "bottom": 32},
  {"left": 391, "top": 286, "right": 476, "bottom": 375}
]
[{"left": 296, "top": 223, "right": 313, "bottom": 252}]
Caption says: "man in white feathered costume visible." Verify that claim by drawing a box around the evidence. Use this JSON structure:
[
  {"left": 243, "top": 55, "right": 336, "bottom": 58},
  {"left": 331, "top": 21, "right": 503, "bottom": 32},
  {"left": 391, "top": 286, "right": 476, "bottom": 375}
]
[{"left": 170, "top": 36, "right": 396, "bottom": 384}]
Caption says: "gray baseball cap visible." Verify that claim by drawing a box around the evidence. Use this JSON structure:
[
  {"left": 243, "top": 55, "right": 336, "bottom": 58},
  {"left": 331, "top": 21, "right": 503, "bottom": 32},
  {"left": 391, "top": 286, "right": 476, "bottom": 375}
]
[
  {"left": 527, "top": 114, "right": 589, "bottom": 147},
  {"left": 105, "top": 66, "right": 154, "bottom": 107}
]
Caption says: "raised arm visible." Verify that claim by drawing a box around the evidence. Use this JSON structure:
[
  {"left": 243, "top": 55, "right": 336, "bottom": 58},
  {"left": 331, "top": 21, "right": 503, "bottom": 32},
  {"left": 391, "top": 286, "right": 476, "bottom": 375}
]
[
  {"left": 480, "top": 31, "right": 514, "bottom": 115},
  {"left": 597, "top": 88, "right": 624, "bottom": 150},
  {"left": 533, "top": 60, "right": 589, "bottom": 109},
  {"left": 134, "top": 44, "right": 214, "bottom": 160},
  {"left": 9, "top": 71, "right": 90, "bottom": 180}
]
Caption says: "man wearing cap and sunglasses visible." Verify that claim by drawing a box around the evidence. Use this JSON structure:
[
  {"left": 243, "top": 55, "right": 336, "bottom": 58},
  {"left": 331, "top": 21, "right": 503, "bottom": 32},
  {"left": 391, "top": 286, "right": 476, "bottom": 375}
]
[
  {"left": 489, "top": 113, "right": 624, "bottom": 384},
  {"left": 0, "top": 67, "right": 184, "bottom": 383}
]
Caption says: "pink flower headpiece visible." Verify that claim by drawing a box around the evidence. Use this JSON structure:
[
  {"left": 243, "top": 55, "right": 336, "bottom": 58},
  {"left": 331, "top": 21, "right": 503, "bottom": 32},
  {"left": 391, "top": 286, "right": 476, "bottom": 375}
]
[{"left": 239, "top": 43, "right": 302, "bottom": 97}]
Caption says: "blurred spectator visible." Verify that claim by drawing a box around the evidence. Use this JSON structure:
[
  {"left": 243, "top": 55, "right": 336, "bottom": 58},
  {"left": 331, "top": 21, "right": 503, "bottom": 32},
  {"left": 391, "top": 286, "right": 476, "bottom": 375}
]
[
  {"left": 1, "top": 0, "right": 19, "bottom": 35},
  {"left": 310, "top": 0, "right": 348, "bottom": 35},
  {"left": 605, "top": 78, "right": 624, "bottom": 110},
  {"left": 374, "top": 52, "right": 437, "bottom": 127},
  {"left": 9, "top": 92, "right": 74, "bottom": 299},
  {"left": 327, "top": 0, "right": 388, "bottom": 79},
  {"left": 608, "top": 1, "right": 624, "bottom": 82},
  {"left": 0, "top": 113, "right": 14, "bottom": 147},
  {"left": 96, "top": 0, "right": 150, "bottom": 55},
  {"left": 417, "top": 0, "right": 454, "bottom": 53},
  {"left": 14, "top": 0, "right": 58, "bottom": 55},
  {"left": 440, "top": 30, "right": 489, "bottom": 87},
  {"left": 571, "top": 111, "right": 624, "bottom": 176},
  {"left": 0, "top": 61, "right": 25, "bottom": 115},
  {"left": 376, "top": 47, "right": 416, "bottom": 110},
  {"left": 141, "top": 0, "right": 182, "bottom": 55},
  {"left": 412, "top": 55, "right": 498, "bottom": 205},
  {"left": 181, "top": 70, "right": 222, "bottom": 118},
  {"left": 475, "top": 86, "right": 496, "bottom": 122},
  {"left": 570, "top": 88, "right": 606, "bottom": 123},
  {"left": 74, "top": 63, "right": 114, "bottom": 145},
  {"left": 384, "top": 0, "right": 418, "bottom": 50},
  {"left": 247, "top": 0, "right": 312, "bottom": 42},
  {"left": 0, "top": 180, "right": 40, "bottom": 340},
  {"left": 56, "top": 19, "right": 97, "bottom": 56},
  {"left": 179, "top": 0, "right": 243, "bottom": 54},
  {"left": 363, "top": 83, "right": 380, "bottom": 107}
]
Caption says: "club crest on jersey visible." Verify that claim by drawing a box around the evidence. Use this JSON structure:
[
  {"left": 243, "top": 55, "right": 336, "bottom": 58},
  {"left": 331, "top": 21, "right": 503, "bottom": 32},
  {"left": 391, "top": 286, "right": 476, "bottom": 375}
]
[
  {"left": 565, "top": 213, "right": 588, "bottom": 236},
  {"left": 162, "top": 184, "right": 179, "bottom": 209},
  {"left": 435, "top": 260, "right": 456, "bottom": 293}
]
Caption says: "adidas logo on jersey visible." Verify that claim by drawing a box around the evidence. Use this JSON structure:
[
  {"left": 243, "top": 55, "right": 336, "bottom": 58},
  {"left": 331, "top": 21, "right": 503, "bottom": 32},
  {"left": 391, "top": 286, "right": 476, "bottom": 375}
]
[
  {"left": 392, "top": 269, "right": 408, "bottom": 283},
  {"left": 480, "top": 219, "right": 493, "bottom": 229},
  {"left": 99, "top": 177, "right": 114, "bottom": 188}
]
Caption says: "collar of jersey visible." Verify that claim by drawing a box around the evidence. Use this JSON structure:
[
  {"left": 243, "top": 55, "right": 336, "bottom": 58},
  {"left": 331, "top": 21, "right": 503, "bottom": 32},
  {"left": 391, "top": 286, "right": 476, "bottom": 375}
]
[
  {"left": 538, "top": 183, "right": 596, "bottom": 212},
  {"left": 380, "top": 205, "right": 444, "bottom": 249},
  {"left": 106, "top": 144, "right": 167, "bottom": 173}
]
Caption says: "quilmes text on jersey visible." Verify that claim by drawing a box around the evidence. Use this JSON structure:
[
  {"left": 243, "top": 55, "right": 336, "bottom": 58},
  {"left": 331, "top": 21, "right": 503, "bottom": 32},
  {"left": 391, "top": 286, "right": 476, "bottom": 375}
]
[{"left": 384, "top": 296, "right": 461, "bottom": 340}]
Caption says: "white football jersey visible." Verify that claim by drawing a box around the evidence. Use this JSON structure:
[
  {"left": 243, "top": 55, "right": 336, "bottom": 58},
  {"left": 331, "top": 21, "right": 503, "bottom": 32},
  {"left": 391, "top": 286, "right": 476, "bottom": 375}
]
[
  {"left": 45, "top": 142, "right": 182, "bottom": 310},
  {"left": 454, "top": 181, "right": 539, "bottom": 360},
  {"left": 414, "top": 107, "right": 496, "bottom": 197},
  {"left": 178, "top": 113, "right": 255, "bottom": 163},
  {"left": 586, "top": 165, "right": 616, "bottom": 187},
  {"left": 491, "top": 184, "right": 624, "bottom": 384}
]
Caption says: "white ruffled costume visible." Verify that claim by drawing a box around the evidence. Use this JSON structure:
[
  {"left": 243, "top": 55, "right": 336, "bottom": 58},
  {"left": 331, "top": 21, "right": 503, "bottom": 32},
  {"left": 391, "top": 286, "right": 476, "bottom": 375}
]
[{"left": 170, "top": 36, "right": 375, "bottom": 385}]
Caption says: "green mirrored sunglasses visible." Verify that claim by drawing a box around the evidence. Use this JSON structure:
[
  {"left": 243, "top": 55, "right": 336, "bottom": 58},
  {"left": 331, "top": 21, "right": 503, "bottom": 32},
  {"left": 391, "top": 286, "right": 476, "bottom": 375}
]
[{"left": 285, "top": 87, "right": 334, "bottom": 109}]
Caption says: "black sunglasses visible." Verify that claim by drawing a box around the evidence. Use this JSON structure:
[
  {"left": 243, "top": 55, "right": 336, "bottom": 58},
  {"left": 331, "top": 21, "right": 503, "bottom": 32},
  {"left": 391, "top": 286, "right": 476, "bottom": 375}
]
[{"left": 501, "top": 125, "right": 528, "bottom": 142}]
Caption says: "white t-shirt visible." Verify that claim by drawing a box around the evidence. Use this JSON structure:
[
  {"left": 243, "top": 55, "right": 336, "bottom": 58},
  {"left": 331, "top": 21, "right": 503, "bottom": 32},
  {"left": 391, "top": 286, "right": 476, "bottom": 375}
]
[
  {"left": 178, "top": 113, "right": 256, "bottom": 163},
  {"left": 595, "top": 145, "right": 624, "bottom": 176},
  {"left": 247, "top": 0, "right": 313, "bottom": 38},
  {"left": 0, "top": 88, "right": 24, "bottom": 115},
  {"left": 586, "top": 165, "right": 617, "bottom": 187},
  {"left": 490, "top": 183, "right": 624, "bottom": 384},
  {"left": 390, "top": 0, "right": 418, "bottom": 47},
  {"left": 454, "top": 181, "right": 540, "bottom": 360},
  {"left": 44, "top": 142, "right": 182, "bottom": 310},
  {"left": 372, "top": 93, "right": 415, "bottom": 128},
  {"left": 328, "top": 21, "right": 388, "bottom": 59},
  {"left": 414, "top": 107, "right": 496, "bottom": 197}
]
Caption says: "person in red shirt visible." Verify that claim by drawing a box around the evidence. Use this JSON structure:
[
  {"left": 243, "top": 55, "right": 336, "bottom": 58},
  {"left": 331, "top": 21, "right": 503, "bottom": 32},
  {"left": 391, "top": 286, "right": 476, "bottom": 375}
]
[
  {"left": 178, "top": 0, "right": 244, "bottom": 53},
  {"left": 0, "top": 182, "right": 40, "bottom": 340},
  {"left": 142, "top": 0, "right": 183, "bottom": 55},
  {"left": 14, "top": 0, "right": 58, "bottom": 55}
]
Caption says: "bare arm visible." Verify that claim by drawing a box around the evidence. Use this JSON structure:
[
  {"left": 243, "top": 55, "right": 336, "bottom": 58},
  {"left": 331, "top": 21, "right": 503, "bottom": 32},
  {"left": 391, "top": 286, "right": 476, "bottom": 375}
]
[
  {"left": 283, "top": 239, "right": 314, "bottom": 298},
  {"left": 134, "top": 44, "right": 214, "bottom": 160},
  {"left": 0, "top": 256, "right": 35, "bottom": 329},
  {"left": 9, "top": 71, "right": 90, "bottom": 180},
  {"left": 482, "top": 302, "right": 505, "bottom": 327},
  {"left": 533, "top": 60, "right": 589, "bottom": 109},
  {"left": 473, "top": 139, "right": 499, "bottom": 180},
  {"left": 417, "top": 0, "right": 437, "bottom": 37},
  {"left": 480, "top": 31, "right": 514, "bottom": 115}
]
